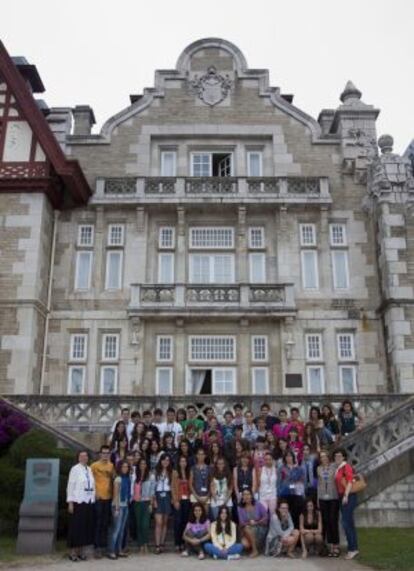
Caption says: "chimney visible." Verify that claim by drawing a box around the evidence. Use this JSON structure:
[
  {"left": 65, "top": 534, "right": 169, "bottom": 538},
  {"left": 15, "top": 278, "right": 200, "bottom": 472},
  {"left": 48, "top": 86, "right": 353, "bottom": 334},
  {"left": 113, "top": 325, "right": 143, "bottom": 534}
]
[
  {"left": 72, "top": 105, "right": 96, "bottom": 136},
  {"left": 317, "top": 109, "right": 335, "bottom": 135}
]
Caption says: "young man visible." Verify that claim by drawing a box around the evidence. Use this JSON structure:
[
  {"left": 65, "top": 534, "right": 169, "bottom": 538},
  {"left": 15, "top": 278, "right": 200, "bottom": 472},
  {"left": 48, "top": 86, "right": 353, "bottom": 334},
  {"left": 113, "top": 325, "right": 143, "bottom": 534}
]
[
  {"left": 110, "top": 408, "right": 134, "bottom": 440},
  {"left": 152, "top": 408, "right": 164, "bottom": 430},
  {"left": 159, "top": 407, "right": 183, "bottom": 446},
  {"left": 273, "top": 409, "right": 290, "bottom": 440},
  {"left": 256, "top": 403, "right": 279, "bottom": 431},
  {"left": 288, "top": 407, "right": 305, "bottom": 440},
  {"left": 91, "top": 445, "right": 115, "bottom": 558},
  {"left": 242, "top": 410, "right": 259, "bottom": 444},
  {"left": 221, "top": 410, "right": 235, "bottom": 443},
  {"left": 142, "top": 409, "right": 160, "bottom": 440},
  {"left": 232, "top": 403, "right": 244, "bottom": 427},
  {"left": 181, "top": 405, "right": 204, "bottom": 436}
]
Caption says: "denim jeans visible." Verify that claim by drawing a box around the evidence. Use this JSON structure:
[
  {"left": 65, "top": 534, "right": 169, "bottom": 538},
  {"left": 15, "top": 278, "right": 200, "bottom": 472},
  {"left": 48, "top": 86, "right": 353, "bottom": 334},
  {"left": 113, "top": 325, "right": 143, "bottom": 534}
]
[
  {"left": 109, "top": 506, "right": 129, "bottom": 554},
  {"left": 204, "top": 543, "right": 243, "bottom": 559},
  {"left": 340, "top": 493, "right": 358, "bottom": 551}
]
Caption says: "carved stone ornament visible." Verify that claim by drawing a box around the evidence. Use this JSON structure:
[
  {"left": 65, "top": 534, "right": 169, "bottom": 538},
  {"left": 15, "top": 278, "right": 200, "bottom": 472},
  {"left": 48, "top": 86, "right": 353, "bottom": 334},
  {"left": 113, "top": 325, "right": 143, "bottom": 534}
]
[{"left": 191, "top": 66, "right": 232, "bottom": 106}]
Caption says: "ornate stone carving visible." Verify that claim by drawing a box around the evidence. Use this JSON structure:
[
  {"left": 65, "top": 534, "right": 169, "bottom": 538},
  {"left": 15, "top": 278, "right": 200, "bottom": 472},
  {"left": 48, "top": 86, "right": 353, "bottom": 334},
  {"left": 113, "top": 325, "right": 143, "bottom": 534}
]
[
  {"left": 140, "top": 286, "right": 175, "bottom": 303},
  {"left": 186, "top": 286, "right": 240, "bottom": 303},
  {"left": 248, "top": 178, "right": 281, "bottom": 194},
  {"left": 287, "top": 178, "right": 320, "bottom": 194},
  {"left": 185, "top": 177, "right": 237, "bottom": 194},
  {"left": 369, "top": 134, "right": 414, "bottom": 198},
  {"left": 145, "top": 177, "right": 176, "bottom": 194},
  {"left": 191, "top": 66, "right": 232, "bottom": 106},
  {"left": 105, "top": 177, "right": 137, "bottom": 194},
  {"left": 249, "top": 285, "right": 285, "bottom": 303}
]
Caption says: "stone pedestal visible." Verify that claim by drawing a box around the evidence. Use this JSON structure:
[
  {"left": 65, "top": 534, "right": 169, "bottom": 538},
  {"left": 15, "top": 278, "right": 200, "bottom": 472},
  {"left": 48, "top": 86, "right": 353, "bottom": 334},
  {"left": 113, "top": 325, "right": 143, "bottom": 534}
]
[{"left": 16, "top": 501, "right": 58, "bottom": 555}]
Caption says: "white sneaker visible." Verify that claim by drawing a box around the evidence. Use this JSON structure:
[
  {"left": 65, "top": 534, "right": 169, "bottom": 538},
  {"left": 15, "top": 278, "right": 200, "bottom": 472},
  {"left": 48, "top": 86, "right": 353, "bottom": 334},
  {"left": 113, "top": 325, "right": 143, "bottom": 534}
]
[
  {"left": 228, "top": 554, "right": 241, "bottom": 560},
  {"left": 181, "top": 550, "right": 189, "bottom": 557},
  {"left": 345, "top": 551, "right": 359, "bottom": 560}
]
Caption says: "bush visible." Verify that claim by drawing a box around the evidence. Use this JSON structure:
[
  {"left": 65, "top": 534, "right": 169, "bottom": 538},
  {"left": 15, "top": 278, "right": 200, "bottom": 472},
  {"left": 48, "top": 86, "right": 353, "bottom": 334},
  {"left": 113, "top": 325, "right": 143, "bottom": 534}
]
[
  {"left": 7, "top": 429, "right": 57, "bottom": 469},
  {"left": 0, "top": 402, "right": 30, "bottom": 453}
]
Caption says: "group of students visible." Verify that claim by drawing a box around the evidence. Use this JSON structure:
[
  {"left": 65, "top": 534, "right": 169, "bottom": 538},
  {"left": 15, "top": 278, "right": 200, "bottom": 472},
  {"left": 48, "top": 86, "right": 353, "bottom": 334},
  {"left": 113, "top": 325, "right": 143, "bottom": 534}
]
[{"left": 66, "top": 400, "right": 363, "bottom": 562}]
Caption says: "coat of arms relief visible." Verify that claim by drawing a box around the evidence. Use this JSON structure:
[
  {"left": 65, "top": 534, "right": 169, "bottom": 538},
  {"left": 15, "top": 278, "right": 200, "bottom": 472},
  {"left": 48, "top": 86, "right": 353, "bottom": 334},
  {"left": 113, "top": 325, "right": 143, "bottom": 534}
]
[{"left": 191, "top": 66, "right": 232, "bottom": 106}]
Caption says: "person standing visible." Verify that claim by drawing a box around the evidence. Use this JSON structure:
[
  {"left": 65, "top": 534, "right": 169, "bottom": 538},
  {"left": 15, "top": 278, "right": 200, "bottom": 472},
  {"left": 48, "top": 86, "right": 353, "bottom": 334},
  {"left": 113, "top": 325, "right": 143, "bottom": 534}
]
[
  {"left": 133, "top": 458, "right": 155, "bottom": 553},
  {"left": 334, "top": 448, "right": 359, "bottom": 560},
  {"left": 210, "top": 457, "right": 233, "bottom": 519},
  {"left": 172, "top": 455, "right": 192, "bottom": 552},
  {"left": 153, "top": 453, "right": 173, "bottom": 554},
  {"left": 317, "top": 450, "right": 340, "bottom": 557},
  {"left": 108, "top": 460, "right": 131, "bottom": 559},
  {"left": 278, "top": 450, "right": 305, "bottom": 529},
  {"left": 67, "top": 450, "right": 96, "bottom": 562},
  {"left": 233, "top": 451, "right": 257, "bottom": 503},
  {"left": 189, "top": 448, "right": 212, "bottom": 507},
  {"left": 110, "top": 408, "right": 134, "bottom": 441},
  {"left": 257, "top": 452, "right": 278, "bottom": 515},
  {"left": 159, "top": 407, "right": 183, "bottom": 447},
  {"left": 91, "top": 445, "right": 115, "bottom": 558}
]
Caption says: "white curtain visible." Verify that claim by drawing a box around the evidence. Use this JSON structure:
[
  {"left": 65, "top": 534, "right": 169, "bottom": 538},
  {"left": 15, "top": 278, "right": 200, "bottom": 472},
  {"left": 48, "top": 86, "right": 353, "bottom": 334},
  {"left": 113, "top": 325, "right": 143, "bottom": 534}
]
[{"left": 191, "top": 370, "right": 207, "bottom": 394}]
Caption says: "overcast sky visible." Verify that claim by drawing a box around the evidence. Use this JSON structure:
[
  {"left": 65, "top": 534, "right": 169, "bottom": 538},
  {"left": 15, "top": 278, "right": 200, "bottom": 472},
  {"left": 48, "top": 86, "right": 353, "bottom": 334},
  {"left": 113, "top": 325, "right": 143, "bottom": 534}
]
[{"left": 2, "top": 0, "right": 413, "bottom": 152}]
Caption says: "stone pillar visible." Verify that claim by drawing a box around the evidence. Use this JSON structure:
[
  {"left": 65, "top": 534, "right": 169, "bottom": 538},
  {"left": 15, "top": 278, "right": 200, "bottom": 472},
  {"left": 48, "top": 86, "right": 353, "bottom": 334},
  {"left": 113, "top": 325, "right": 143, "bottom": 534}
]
[
  {"left": 237, "top": 206, "right": 248, "bottom": 282},
  {"left": 238, "top": 318, "right": 250, "bottom": 394},
  {"left": 176, "top": 207, "right": 186, "bottom": 283},
  {"left": 175, "top": 319, "right": 186, "bottom": 394},
  {"left": 136, "top": 207, "right": 147, "bottom": 282}
]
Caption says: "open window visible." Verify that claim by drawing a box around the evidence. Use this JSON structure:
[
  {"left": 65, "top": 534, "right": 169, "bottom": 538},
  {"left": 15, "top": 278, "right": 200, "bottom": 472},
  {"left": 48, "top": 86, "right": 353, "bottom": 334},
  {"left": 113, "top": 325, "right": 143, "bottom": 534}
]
[
  {"left": 187, "top": 367, "right": 236, "bottom": 395},
  {"left": 191, "top": 152, "right": 233, "bottom": 177}
]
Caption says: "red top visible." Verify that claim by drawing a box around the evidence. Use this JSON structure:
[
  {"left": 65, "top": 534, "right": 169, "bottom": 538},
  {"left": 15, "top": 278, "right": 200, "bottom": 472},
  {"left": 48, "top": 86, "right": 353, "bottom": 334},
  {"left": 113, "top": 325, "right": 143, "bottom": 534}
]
[{"left": 335, "top": 463, "right": 354, "bottom": 496}]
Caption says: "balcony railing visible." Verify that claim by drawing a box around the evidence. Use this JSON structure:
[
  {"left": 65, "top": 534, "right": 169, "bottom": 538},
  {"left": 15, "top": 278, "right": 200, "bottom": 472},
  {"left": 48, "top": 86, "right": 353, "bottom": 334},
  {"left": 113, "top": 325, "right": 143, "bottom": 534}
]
[
  {"left": 129, "top": 283, "right": 295, "bottom": 316},
  {"left": 93, "top": 176, "right": 331, "bottom": 204}
]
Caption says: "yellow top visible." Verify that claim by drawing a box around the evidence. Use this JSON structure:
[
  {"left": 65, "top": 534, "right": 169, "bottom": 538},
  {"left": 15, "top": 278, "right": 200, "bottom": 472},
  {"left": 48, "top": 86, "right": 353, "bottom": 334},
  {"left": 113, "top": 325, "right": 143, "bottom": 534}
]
[
  {"left": 211, "top": 521, "right": 237, "bottom": 550},
  {"left": 91, "top": 459, "right": 115, "bottom": 500}
]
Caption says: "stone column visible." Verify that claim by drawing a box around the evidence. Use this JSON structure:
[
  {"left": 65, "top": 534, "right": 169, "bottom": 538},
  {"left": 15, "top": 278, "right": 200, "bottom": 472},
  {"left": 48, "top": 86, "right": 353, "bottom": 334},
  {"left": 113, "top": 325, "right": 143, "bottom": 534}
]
[
  {"left": 176, "top": 207, "right": 186, "bottom": 283},
  {"left": 237, "top": 206, "right": 248, "bottom": 282},
  {"left": 175, "top": 319, "right": 186, "bottom": 394},
  {"left": 238, "top": 318, "right": 250, "bottom": 394}
]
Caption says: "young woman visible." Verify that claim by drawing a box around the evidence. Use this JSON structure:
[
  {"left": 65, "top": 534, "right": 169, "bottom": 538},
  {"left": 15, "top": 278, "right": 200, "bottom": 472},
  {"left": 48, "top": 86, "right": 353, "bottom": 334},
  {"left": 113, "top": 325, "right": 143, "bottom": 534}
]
[
  {"left": 204, "top": 506, "right": 243, "bottom": 560},
  {"left": 252, "top": 436, "right": 267, "bottom": 470},
  {"left": 299, "top": 498, "right": 323, "bottom": 558},
  {"left": 272, "top": 409, "right": 290, "bottom": 440},
  {"left": 265, "top": 500, "right": 299, "bottom": 558},
  {"left": 108, "top": 421, "right": 128, "bottom": 465},
  {"left": 287, "top": 427, "right": 304, "bottom": 463},
  {"left": 182, "top": 502, "right": 211, "bottom": 559},
  {"left": 133, "top": 458, "right": 155, "bottom": 553},
  {"left": 207, "top": 440, "right": 222, "bottom": 467},
  {"left": 190, "top": 448, "right": 212, "bottom": 506},
  {"left": 338, "top": 400, "right": 362, "bottom": 437},
  {"left": 129, "top": 421, "right": 146, "bottom": 452},
  {"left": 334, "top": 448, "right": 359, "bottom": 560},
  {"left": 149, "top": 439, "right": 162, "bottom": 473},
  {"left": 210, "top": 457, "right": 233, "bottom": 519},
  {"left": 242, "top": 411, "right": 259, "bottom": 445},
  {"left": 265, "top": 431, "right": 278, "bottom": 456},
  {"left": 108, "top": 460, "right": 131, "bottom": 560},
  {"left": 275, "top": 438, "right": 289, "bottom": 467},
  {"left": 302, "top": 444, "right": 318, "bottom": 501},
  {"left": 237, "top": 489, "right": 268, "bottom": 557},
  {"left": 161, "top": 432, "right": 177, "bottom": 465},
  {"left": 66, "top": 450, "right": 95, "bottom": 562},
  {"left": 177, "top": 408, "right": 187, "bottom": 425},
  {"left": 303, "top": 422, "right": 321, "bottom": 454},
  {"left": 153, "top": 454, "right": 173, "bottom": 554},
  {"left": 139, "top": 437, "right": 151, "bottom": 462},
  {"left": 278, "top": 450, "right": 305, "bottom": 529},
  {"left": 172, "top": 455, "right": 192, "bottom": 553},
  {"left": 309, "top": 406, "right": 333, "bottom": 446},
  {"left": 317, "top": 450, "right": 340, "bottom": 557},
  {"left": 176, "top": 438, "right": 194, "bottom": 468},
  {"left": 257, "top": 452, "right": 278, "bottom": 514},
  {"left": 233, "top": 451, "right": 257, "bottom": 502},
  {"left": 321, "top": 404, "right": 340, "bottom": 442}
]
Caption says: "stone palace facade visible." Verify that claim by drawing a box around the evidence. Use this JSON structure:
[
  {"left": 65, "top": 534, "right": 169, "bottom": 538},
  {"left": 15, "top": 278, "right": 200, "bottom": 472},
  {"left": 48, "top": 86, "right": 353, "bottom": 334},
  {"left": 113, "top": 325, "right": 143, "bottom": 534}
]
[{"left": 1, "top": 37, "right": 414, "bottom": 399}]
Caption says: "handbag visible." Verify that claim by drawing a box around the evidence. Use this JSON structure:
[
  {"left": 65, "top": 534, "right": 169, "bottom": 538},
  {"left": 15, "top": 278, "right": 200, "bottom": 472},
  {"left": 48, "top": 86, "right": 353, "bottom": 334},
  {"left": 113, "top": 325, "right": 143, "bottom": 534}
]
[{"left": 341, "top": 471, "right": 367, "bottom": 494}]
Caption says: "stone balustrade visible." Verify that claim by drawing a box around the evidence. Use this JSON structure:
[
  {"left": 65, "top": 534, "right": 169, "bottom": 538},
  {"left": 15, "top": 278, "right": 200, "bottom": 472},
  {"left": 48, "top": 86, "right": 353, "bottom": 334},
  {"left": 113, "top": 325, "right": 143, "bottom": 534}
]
[
  {"left": 3, "top": 393, "right": 410, "bottom": 434},
  {"left": 129, "top": 283, "right": 295, "bottom": 316},
  {"left": 93, "top": 176, "right": 331, "bottom": 205}
]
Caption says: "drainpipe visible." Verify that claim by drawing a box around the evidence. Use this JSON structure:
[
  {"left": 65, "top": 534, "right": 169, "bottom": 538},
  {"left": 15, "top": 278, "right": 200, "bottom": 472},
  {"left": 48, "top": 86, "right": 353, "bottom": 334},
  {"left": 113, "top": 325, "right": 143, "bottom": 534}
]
[{"left": 39, "top": 210, "right": 59, "bottom": 394}]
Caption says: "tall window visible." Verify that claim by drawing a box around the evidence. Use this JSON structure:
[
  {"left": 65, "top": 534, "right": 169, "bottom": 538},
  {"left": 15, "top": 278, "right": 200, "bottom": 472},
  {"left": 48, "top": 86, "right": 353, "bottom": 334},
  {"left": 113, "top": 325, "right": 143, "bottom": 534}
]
[
  {"left": 305, "top": 333, "right": 322, "bottom": 361},
  {"left": 337, "top": 333, "right": 355, "bottom": 360},
  {"left": 105, "top": 224, "right": 124, "bottom": 290},
  {"left": 189, "top": 336, "right": 236, "bottom": 362},
  {"left": 249, "top": 253, "right": 266, "bottom": 283},
  {"left": 100, "top": 333, "right": 119, "bottom": 394},
  {"left": 330, "top": 223, "right": 349, "bottom": 290},
  {"left": 102, "top": 334, "right": 119, "bottom": 361},
  {"left": 100, "top": 366, "right": 118, "bottom": 395},
  {"left": 251, "top": 335, "right": 268, "bottom": 362},
  {"left": 307, "top": 366, "right": 325, "bottom": 394},
  {"left": 305, "top": 332, "right": 324, "bottom": 394},
  {"left": 158, "top": 253, "right": 175, "bottom": 283},
  {"left": 252, "top": 367, "right": 269, "bottom": 394},
  {"left": 189, "top": 254, "right": 234, "bottom": 283},
  {"left": 191, "top": 153, "right": 233, "bottom": 177},
  {"left": 248, "top": 227, "right": 265, "bottom": 249},
  {"left": 68, "top": 332, "right": 88, "bottom": 394},
  {"left": 161, "top": 151, "right": 177, "bottom": 176},
  {"left": 108, "top": 224, "right": 124, "bottom": 246},
  {"left": 159, "top": 226, "right": 175, "bottom": 249},
  {"left": 75, "top": 224, "right": 94, "bottom": 290},
  {"left": 157, "top": 336, "right": 173, "bottom": 362},
  {"left": 213, "top": 368, "right": 236, "bottom": 394},
  {"left": 156, "top": 367, "right": 173, "bottom": 395},
  {"left": 300, "top": 224, "right": 319, "bottom": 290},
  {"left": 337, "top": 332, "right": 357, "bottom": 393},
  {"left": 247, "top": 151, "right": 263, "bottom": 177}
]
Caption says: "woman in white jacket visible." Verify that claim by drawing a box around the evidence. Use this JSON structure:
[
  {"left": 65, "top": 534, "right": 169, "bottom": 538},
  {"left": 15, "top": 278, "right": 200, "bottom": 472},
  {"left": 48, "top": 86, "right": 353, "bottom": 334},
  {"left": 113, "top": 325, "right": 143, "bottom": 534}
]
[
  {"left": 265, "top": 500, "right": 299, "bottom": 558},
  {"left": 66, "top": 450, "right": 96, "bottom": 562}
]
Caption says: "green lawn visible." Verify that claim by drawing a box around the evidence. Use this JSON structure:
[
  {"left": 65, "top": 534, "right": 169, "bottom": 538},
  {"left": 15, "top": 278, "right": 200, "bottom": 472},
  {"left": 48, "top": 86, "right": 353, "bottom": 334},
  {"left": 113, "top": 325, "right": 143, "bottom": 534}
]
[
  {"left": 358, "top": 528, "right": 414, "bottom": 571},
  {"left": 0, "top": 537, "right": 66, "bottom": 567}
]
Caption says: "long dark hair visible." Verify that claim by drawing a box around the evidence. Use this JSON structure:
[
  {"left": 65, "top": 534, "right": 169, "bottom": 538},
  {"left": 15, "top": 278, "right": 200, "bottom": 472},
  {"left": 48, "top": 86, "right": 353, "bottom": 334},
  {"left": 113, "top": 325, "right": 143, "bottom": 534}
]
[
  {"left": 215, "top": 506, "right": 231, "bottom": 536},
  {"left": 212, "top": 457, "right": 231, "bottom": 484},
  {"left": 135, "top": 458, "right": 150, "bottom": 483},
  {"left": 188, "top": 501, "right": 207, "bottom": 524},
  {"left": 339, "top": 400, "right": 356, "bottom": 416},
  {"left": 155, "top": 453, "right": 172, "bottom": 480},
  {"left": 304, "top": 422, "right": 319, "bottom": 451},
  {"left": 175, "top": 455, "right": 191, "bottom": 480},
  {"left": 162, "top": 432, "right": 176, "bottom": 450},
  {"left": 110, "top": 421, "right": 128, "bottom": 451},
  {"left": 302, "top": 498, "right": 319, "bottom": 527},
  {"left": 130, "top": 421, "right": 145, "bottom": 448},
  {"left": 309, "top": 406, "right": 321, "bottom": 421}
]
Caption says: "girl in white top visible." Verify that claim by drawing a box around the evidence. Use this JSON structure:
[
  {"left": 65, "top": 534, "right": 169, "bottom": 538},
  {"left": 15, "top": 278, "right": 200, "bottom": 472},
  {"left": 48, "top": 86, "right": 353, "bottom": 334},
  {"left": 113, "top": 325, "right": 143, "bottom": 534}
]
[
  {"left": 257, "top": 451, "right": 278, "bottom": 514},
  {"left": 210, "top": 457, "right": 233, "bottom": 520}
]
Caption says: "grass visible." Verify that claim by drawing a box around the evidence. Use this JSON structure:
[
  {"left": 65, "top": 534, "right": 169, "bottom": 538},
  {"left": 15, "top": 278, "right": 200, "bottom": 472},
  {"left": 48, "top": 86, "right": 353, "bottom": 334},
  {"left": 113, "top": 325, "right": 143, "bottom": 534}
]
[
  {"left": 358, "top": 528, "right": 414, "bottom": 571},
  {"left": 0, "top": 537, "right": 66, "bottom": 567}
]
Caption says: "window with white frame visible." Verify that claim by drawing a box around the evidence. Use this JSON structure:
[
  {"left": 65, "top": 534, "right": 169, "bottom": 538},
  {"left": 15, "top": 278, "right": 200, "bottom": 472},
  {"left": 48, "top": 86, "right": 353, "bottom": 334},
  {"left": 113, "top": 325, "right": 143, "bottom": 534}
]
[
  {"left": 252, "top": 367, "right": 269, "bottom": 394},
  {"left": 331, "top": 250, "right": 349, "bottom": 290},
  {"left": 157, "top": 336, "right": 173, "bottom": 362},
  {"left": 251, "top": 335, "right": 268, "bottom": 362},
  {"left": 161, "top": 151, "right": 177, "bottom": 177},
  {"left": 192, "top": 153, "right": 211, "bottom": 177},
  {"left": 306, "top": 333, "right": 323, "bottom": 361},
  {"left": 307, "top": 366, "right": 324, "bottom": 394},
  {"left": 78, "top": 224, "right": 94, "bottom": 247},
  {"left": 189, "top": 336, "right": 235, "bottom": 362},
  {"left": 301, "top": 250, "right": 319, "bottom": 289},
  {"left": 339, "top": 365, "right": 357, "bottom": 393},
  {"left": 247, "top": 151, "right": 263, "bottom": 177},
  {"left": 156, "top": 367, "right": 173, "bottom": 395},
  {"left": 75, "top": 251, "right": 93, "bottom": 290},
  {"left": 102, "top": 334, "right": 119, "bottom": 361},
  {"left": 191, "top": 152, "right": 233, "bottom": 177},
  {"left": 68, "top": 366, "right": 85, "bottom": 395},
  {"left": 248, "top": 227, "right": 265, "bottom": 249},
  {"left": 108, "top": 224, "right": 124, "bottom": 246},
  {"left": 70, "top": 334, "right": 87, "bottom": 362},
  {"left": 158, "top": 253, "right": 175, "bottom": 283},
  {"left": 337, "top": 333, "right": 355, "bottom": 361},
  {"left": 190, "top": 227, "right": 234, "bottom": 249},
  {"left": 105, "top": 250, "right": 123, "bottom": 290},
  {"left": 249, "top": 253, "right": 266, "bottom": 283},
  {"left": 100, "top": 366, "right": 118, "bottom": 395},
  {"left": 300, "top": 224, "right": 316, "bottom": 246},
  {"left": 330, "top": 223, "right": 347, "bottom": 246},
  {"left": 213, "top": 368, "right": 236, "bottom": 394},
  {"left": 159, "top": 226, "right": 175, "bottom": 249},
  {"left": 189, "top": 254, "right": 234, "bottom": 283}
]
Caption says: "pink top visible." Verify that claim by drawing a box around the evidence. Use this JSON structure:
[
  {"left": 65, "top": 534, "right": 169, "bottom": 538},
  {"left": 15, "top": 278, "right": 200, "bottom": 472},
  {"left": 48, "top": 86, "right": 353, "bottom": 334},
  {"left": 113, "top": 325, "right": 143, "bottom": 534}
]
[{"left": 273, "top": 422, "right": 290, "bottom": 440}]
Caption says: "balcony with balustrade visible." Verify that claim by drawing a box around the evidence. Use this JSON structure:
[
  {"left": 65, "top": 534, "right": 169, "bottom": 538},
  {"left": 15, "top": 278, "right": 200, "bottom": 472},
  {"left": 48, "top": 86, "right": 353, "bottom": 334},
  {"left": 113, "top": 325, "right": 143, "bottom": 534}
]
[
  {"left": 128, "top": 282, "right": 296, "bottom": 318},
  {"left": 93, "top": 176, "right": 332, "bottom": 206}
]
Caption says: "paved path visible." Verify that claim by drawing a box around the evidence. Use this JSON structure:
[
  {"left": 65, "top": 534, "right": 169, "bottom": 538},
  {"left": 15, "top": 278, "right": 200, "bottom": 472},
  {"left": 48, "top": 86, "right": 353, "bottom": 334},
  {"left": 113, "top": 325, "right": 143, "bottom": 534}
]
[{"left": 5, "top": 553, "right": 372, "bottom": 571}]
